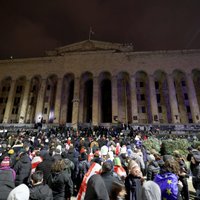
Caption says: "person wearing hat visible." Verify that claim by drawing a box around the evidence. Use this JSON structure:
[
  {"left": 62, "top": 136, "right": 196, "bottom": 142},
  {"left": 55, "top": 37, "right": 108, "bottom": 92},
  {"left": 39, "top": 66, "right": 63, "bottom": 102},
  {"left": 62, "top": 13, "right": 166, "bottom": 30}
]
[
  {"left": 146, "top": 154, "right": 160, "bottom": 181},
  {"left": 13, "top": 148, "right": 31, "bottom": 186},
  {"left": 113, "top": 157, "right": 127, "bottom": 181},
  {"left": 101, "top": 145, "right": 109, "bottom": 161},
  {"left": 0, "top": 156, "right": 16, "bottom": 199},
  {"left": 8, "top": 148, "right": 17, "bottom": 167},
  {"left": 140, "top": 180, "right": 161, "bottom": 200}
]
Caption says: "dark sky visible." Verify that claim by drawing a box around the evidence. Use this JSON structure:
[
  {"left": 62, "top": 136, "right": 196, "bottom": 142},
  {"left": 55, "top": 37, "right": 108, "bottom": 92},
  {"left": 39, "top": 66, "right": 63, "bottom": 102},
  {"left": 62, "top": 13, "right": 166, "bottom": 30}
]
[{"left": 1, "top": 0, "right": 200, "bottom": 59}]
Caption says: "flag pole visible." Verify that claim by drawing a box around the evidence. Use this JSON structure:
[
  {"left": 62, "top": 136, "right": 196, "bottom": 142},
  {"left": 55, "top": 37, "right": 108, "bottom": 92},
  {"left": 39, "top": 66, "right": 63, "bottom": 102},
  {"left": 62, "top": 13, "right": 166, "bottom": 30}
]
[{"left": 89, "top": 27, "right": 94, "bottom": 41}]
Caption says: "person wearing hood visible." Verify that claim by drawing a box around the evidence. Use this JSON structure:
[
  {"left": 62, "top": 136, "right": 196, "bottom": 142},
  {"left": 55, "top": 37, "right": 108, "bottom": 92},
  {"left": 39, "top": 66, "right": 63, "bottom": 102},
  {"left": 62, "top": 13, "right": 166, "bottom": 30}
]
[
  {"left": 36, "top": 152, "right": 54, "bottom": 184},
  {"left": 140, "top": 181, "right": 161, "bottom": 200},
  {"left": 13, "top": 148, "right": 31, "bottom": 186},
  {"left": 101, "top": 160, "right": 124, "bottom": 197},
  {"left": 146, "top": 154, "right": 160, "bottom": 181},
  {"left": 29, "top": 170, "right": 53, "bottom": 200},
  {"left": 0, "top": 156, "right": 16, "bottom": 200},
  {"left": 61, "top": 151, "right": 75, "bottom": 178},
  {"left": 7, "top": 184, "right": 30, "bottom": 200}
]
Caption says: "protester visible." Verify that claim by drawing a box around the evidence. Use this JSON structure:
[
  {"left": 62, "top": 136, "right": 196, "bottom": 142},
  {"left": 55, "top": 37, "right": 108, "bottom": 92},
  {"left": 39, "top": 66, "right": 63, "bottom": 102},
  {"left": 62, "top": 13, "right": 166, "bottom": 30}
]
[
  {"left": 7, "top": 183, "right": 30, "bottom": 200},
  {"left": 36, "top": 152, "right": 54, "bottom": 184},
  {"left": 140, "top": 180, "right": 161, "bottom": 200},
  {"left": 101, "top": 160, "right": 124, "bottom": 197},
  {"left": 13, "top": 148, "right": 31, "bottom": 186},
  {"left": 0, "top": 156, "right": 16, "bottom": 200},
  {"left": 84, "top": 174, "right": 110, "bottom": 200},
  {"left": 29, "top": 170, "right": 53, "bottom": 200},
  {"left": 125, "top": 160, "right": 144, "bottom": 200},
  {"left": 47, "top": 159, "right": 73, "bottom": 200},
  {"left": 154, "top": 158, "right": 182, "bottom": 200}
]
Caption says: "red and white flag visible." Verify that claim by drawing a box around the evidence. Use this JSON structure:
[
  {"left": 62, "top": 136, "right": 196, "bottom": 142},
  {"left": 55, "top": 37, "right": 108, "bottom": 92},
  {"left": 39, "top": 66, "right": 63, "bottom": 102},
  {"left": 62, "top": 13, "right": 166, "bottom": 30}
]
[{"left": 77, "top": 162, "right": 101, "bottom": 200}]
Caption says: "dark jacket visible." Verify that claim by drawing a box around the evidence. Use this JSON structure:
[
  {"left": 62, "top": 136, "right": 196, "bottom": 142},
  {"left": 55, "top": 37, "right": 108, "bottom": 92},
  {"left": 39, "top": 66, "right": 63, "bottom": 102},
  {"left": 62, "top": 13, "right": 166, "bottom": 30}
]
[
  {"left": 191, "top": 163, "right": 200, "bottom": 190},
  {"left": 147, "top": 161, "right": 160, "bottom": 181},
  {"left": 0, "top": 167, "right": 16, "bottom": 200},
  {"left": 13, "top": 153, "right": 31, "bottom": 186},
  {"left": 125, "top": 174, "right": 142, "bottom": 200},
  {"left": 101, "top": 171, "right": 123, "bottom": 197},
  {"left": 47, "top": 171, "right": 73, "bottom": 200},
  {"left": 63, "top": 158, "right": 74, "bottom": 178},
  {"left": 84, "top": 174, "right": 110, "bottom": 200},
  {"left": 36, "top": 153, "right": 54, "bottom": 184},
  {"left": 29, "top": 183, "right": 53, "bottom": 200}
]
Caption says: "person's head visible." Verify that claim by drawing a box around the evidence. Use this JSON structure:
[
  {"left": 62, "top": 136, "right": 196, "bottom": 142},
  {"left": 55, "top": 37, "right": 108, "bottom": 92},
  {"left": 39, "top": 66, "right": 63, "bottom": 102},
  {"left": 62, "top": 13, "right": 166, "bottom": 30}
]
[
  {"left": 7, "top": 184, "right": 30, "bottom": 200},
  {"left": 101, "top": 160, "right": 113, "bottom": 173},
  {"left": 31, "top": 171, "right": 43, "bottom": 185},
  {"left": 0, "top": 156, "right": 10, "bottom": 167},
  {"left": 113, "top": 157, "right": 121, "bottom": 167},
  {"left": 163, "top": 158, "right": 179, "bottom": 175},
  {"left": 191, "top": 153, "right": 200, "bottom": 165},
  {"left": 128, "top": 160, "right": 142, "bottom": 177},
  {"left": 110, "top": 181, "right": 126, "bottom": 200},
  {"left": 51, "top": 159, "right": 65, "bottom": 172},
  {"left": 141, "top": 181, "right": 161, "bottom": 200}
]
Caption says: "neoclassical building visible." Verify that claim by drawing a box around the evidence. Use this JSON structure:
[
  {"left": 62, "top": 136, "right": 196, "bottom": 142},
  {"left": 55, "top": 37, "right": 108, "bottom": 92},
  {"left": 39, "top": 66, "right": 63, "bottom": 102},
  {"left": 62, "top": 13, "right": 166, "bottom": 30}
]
[{"left": 0, "top": 40, "right": 200, "bottom": 128}]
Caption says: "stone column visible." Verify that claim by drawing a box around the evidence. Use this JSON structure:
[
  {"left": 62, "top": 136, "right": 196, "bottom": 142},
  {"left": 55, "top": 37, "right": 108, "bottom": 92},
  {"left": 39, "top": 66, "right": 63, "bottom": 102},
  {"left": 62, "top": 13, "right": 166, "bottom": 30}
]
[
  {"left": 19, "top": 80, "right": 31, "bottom": 123},
  {"left": 112, "top": 76, "right": 118, "bottom": 123},
  {"left": 149, "top": 75, "right": 159, "bottom": 123},
  {"left": 186, "top": 73, "right": 200, "bottom": 123},
  {"left": 92, "top": 76, "right": 99, "bottom": 126},
  {"left": 34, "top": 79, "right": 46, "bottom": 123},
  {"left": 54, "top": 78, "right": 63, "bottom": 124},
  {"left": 72, "top": 77, "right": 80, "bottom": 129},
  {"left": 3, "top": 80, "right": 16, "bottom": 123},
  {"left": 131, "top": 75, "right": 138, "bottom": 123},
  {"left": 167, "top": 74, "right": 180, "bottom": 123}
]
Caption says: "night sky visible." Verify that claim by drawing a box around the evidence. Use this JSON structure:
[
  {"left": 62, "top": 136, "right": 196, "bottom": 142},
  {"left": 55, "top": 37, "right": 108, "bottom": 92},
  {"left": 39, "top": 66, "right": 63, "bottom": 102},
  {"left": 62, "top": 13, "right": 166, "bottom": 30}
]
[{"left": 1, "top": 0, "right": 200, "bottom": 59}]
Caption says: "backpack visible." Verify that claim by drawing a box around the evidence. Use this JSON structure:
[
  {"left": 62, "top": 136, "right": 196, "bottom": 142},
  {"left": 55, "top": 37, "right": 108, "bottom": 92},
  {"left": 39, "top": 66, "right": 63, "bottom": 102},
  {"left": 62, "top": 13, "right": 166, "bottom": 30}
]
[
  {"left": 154, "top": 172, "right": 178, "bottom": 200},
  {"left": 78, "top": 160, "right": 89, "bottom": 181}
]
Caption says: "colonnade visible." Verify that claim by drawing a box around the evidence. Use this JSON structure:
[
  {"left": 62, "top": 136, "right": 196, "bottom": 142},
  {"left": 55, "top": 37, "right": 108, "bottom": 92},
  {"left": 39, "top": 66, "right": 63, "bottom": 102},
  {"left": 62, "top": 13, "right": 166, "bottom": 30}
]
[{"left": 0, "top": 70, "right": 200, "bottom": 128}]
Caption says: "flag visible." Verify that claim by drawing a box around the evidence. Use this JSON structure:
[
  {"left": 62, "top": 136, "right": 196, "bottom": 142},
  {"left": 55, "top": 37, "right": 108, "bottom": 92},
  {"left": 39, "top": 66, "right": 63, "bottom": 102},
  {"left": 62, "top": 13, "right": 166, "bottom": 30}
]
[
  {"left": 77, "top": 162, "right": 102, "bottom": 200},
  {"left": 154, "top": 172, "right": 178, "bottom": 200}
]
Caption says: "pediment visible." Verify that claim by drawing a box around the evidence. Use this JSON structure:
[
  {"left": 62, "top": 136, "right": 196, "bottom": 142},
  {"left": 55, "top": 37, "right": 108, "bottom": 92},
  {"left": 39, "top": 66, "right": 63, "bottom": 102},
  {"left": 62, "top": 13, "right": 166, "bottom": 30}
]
[{"left": 46, "top": 40, "right": 134, "bottom": 56}]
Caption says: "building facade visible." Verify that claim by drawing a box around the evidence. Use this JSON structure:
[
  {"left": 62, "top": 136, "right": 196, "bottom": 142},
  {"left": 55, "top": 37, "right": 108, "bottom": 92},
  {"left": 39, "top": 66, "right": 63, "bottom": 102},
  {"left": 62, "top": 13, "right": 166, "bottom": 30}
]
[{"left": 0, "top": 40, "right": 200, "bottom": 128}]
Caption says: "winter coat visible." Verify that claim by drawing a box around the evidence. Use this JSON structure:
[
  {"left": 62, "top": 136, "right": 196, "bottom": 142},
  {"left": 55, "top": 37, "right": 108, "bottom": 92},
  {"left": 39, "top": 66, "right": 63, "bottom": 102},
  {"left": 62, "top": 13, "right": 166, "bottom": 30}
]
[
  {"left": 84, "top": 174, "right": 110, "bottom": 200},
  {"left": 101, "top": 171, "right": 123, "bottom": 197},
  {"left": 191, "top": 163, "right": 200, "bottom": 190},
  {"left": 63, "top": 158, "right": 74, "bottom": 177},
  {"left": 140, "top": 181, "right": 161, "bottom": 200},
  {"left": 36, "top": 153, "right": 54, "bottom": 184},
  {"left": 66, "top": 148, "right": 79, "bottom": 181},
  {"left": 13, "top": 153, "right": 31, "bottom": 186},
  {"left": 29, "top": 183, "right": 53, "bottom": 200},
  {"left": 0, "top": 167, "right": 16, "bottom": 200},
  {"left": 146, "top": 161, "right": 160, "bottom": 181},
  {"left": 125, "top": 174, "right": 142, "bottom": 200},
  {"left": 7, "top": 183, "right": 30, "bottom": 200},
  {"left": 47, "top": 170, "right": 73, "bottom": 200}
]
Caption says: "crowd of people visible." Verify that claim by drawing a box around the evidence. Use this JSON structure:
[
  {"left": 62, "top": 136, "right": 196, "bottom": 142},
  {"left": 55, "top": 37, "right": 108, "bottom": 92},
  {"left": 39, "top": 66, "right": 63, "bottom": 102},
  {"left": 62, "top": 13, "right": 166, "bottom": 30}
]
[{"left": 0, "top": 125, "right": 199, "bottom": 200}]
